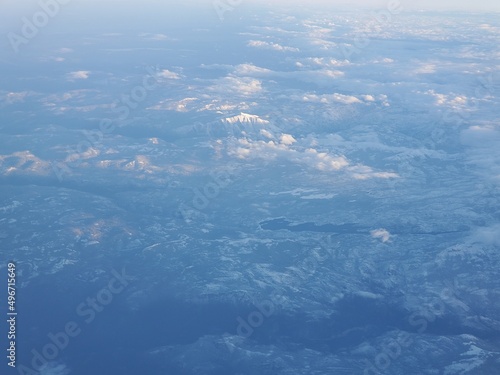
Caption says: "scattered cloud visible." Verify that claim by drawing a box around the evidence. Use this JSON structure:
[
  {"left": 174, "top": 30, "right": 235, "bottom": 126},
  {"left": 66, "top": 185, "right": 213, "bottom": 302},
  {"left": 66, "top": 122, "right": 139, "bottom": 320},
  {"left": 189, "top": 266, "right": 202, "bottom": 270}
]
[
  {"left": 300, "top": 93, "right": 362, "bottom": 104},
  {"left": 300, "top": 193, "right": 336, "bottom": 199},
  {"left": 157, "top": 69, "right": 182, "bottom": 80},
  {"left": 148, "top": 97, "right": 198, "bottom": 112},
  {"left": 39, "top": 89, "right": 110, "bottom": 114},
  {"left": 67, "top": 71, "right": 91, "bottom": 81},
  {"left": 280, "top": 134, "right": 296, "bottom": 145},
  {"left": 296, "top": 57, "right": 350, "bottom": 68},
  {"left": 471, "top": 224, "right": 500, "bottom": 247},
  {"left": 247, "top": 40, "right": 300, "bottom": 52},
  {"left": 370, "top": 228, "right": 392, "bottom": 243},
  {"left": 0, "top": 151, "right": 52, "bottom": 176},
  {"left": 351, "top": 168, "right": 399, "bottom": 180},
  {"left": 208, "top": 76, "right": 264, "bottom": 96},
  {"left": 461, "top": 125, "right": 500, "bottom": 148},
  {"left": 1, "top": 91, "right": 32, "bottom": 105},
  {"left": 426, "top": 90, "right": 469, "bottom": 109},
  {"left": 260, "top": 129, "right": 275, "bottom": 139},
  {"left": 40, "top": 56, "right": 66, "bottom": 63},
  {"left": 200, "top": 100, "right": 249, "bottom": 112},
  {"left": 415, "top": 63, "right": 437, "bottom": 74},
  {"left": 231, "top": 63, "right": 345, "bottom": 86},
  {"left": 233, "top": 64, "right": 273, "bottom": 76},
  {"left": 44, "top": 90, "right": 97, "bottom": 103},
  {"left": 461, "top": 124, "right": 500, "bottom": 185},
  {"left": 229, "top": 137, "right": 349, "bottom": 172},
  {"left": 139, "top": 33, "right": 172, "bottom": 41}
]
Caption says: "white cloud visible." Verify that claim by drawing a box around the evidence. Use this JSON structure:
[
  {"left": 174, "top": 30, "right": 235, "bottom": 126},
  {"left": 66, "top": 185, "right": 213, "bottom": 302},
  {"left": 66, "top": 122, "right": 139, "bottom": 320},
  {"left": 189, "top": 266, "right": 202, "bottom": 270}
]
[
  {"left": 40, "top": 55, "right": 66, "bottom": 63},
  {"left": 209, "top": 76, "right": 263, "bottom": 96},
  {"left": 148, "top": 97, "right": 198, "bottom": 112},
  {"left": 308, "top": 37, "right": 338, "bottom": 50},
  {"left": 260, "top": 129, "right": 275, "bottom": 139},
  {"left": 301, "top": 93, "right": 361, "bottom": 104},
  {"left": 157, "top": 69, "right": 181, "bottom": 80},
  {"left": 298, "top": 57, "right": 351, "bottom": 68},
  {"left": 461, "top": 124, "right": 500, "bottom": 185},
  {"left": 471, "top": 224, "right": 500, "bottom": 247},
  {"left": 48, "top": 104, "right": 112, "bottom": 114},
  {"left": 425, "top": 90, "right": 468, "bottom": 109},
  {"left": 351, "top": 167, "right": 399, "bottom": 180},
  {"left": 280, "top": 134, "right": 296, "bottom": 145},
  {"left": 229, "top": 137, "right": 349, "bottom": 172},
  {"left": 1, "top": 91, "right": 32, "bottom": 104},
  {"left": 461, "top": 125, "right": 500, "bottom": 148},
  {"left": 414, "top": 63, "right": 438, "bottom": 74},
  {"left": 303, "top": 148, "right": 349, "bottom": 171},
  {"left": 199, "top": 100, "right": 247, "bottom": 112},
  {"left": 40, "top": 89, "right": 107, "bottom": 114},
  {"left": 139, "top": 33, "right": 172, "bottom": 41},
  {"left": 301, "top": 193, "right": 336, "bottom": 199},
  {"left": 370, "top": 228, "right": 392, "bottom": 243},
  {"left": 248, "top": 40, "right": 300, "bottom": 52},
  {"left": 0, "top": 151, "right": 51, "bottom": 176},
  {"left": 65, "top": 147, "right": 100, "bottom": 163},
  {"left": 227, "top": 63, "right": 345, "bottom": 87},
  {"left": 67, "top": 71, "right": 90, "bottom": 80},
  {"left": 283, "top": 69, "right": 345, "bottom": 85},
  {"left": 44, "top": 90, "right": 96, "bottom": 103},
  {"left": 234, "top": 64, "right": 273, "bottom": 76}
]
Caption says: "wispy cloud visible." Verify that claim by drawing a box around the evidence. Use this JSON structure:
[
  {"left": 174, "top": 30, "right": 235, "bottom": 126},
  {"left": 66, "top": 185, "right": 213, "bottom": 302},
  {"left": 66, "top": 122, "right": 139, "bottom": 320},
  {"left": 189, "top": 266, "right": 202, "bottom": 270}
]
[
  {"left": 139, "top": 33, "right": 172, "bottom": 41},
  {"left": 1, "top": 91, "right": 33, "bottom": 105}
]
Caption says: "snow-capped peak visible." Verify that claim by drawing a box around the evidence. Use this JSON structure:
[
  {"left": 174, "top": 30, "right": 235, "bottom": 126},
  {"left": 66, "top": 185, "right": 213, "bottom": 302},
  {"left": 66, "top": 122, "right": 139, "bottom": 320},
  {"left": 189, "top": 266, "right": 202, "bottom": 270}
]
[{"left": 221, "top": 112, "right": 270, "bottom": 125}]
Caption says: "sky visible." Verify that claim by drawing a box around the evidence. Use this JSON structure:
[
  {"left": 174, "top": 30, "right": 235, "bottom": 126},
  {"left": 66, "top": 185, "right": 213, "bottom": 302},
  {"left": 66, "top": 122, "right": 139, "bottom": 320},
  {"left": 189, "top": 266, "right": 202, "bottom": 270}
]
[
  {"left": 249, "top": 0, "right": 500, "bottom": 11},
  {"left": 1, "top": 0, "right": 499, "bottom": 53},
  {"left": 1, "top": 0, "right": 500, "bottom": 13}
]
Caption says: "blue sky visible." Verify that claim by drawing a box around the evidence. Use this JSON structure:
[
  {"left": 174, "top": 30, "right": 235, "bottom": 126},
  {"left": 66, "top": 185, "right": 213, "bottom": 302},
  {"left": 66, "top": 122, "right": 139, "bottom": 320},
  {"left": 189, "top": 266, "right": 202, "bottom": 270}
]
[
  {"left": 2, "top": 0, "right": 500, "bottom": 12},
  {"left": 250, "top": 0, "right": 500, "bottom": 11}
]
